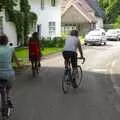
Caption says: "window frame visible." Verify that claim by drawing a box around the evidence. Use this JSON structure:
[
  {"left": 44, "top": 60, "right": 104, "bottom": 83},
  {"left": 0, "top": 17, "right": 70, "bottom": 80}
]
[
  {"left": 48, "top": 21, "right": 56, "bottom": 36},
  {"left": 0, "top": 16, "right": 3, "bottom": 35},
  {"left": 41, "top": 0, "right": 44, "bottom": 10},
  {"left": 51, "top": 0, "right": 56, "bottom": 7}
]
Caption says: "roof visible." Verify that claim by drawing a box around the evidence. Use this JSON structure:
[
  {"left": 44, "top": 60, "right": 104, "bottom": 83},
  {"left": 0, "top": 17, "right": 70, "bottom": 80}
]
[
  {"left": 62, "top": 0, "right": 96, "bottom": 23},
  {"left": 84, "top": 0, "right": 105, "bottom": 17},
  {"left": 61, "top": 0, "right": 105, "bottom": 18}
]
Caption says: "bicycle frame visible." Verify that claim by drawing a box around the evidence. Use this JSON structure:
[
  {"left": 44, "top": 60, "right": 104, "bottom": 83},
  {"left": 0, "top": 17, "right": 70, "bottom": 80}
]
[{"left": 31, "top": 60, "right": 41, "bottom": 77}]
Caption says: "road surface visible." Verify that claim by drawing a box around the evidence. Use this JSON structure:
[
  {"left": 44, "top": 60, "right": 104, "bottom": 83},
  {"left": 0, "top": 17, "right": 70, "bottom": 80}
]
[{"left": 12, "top": 41, "right": 120, "bottom": 120}]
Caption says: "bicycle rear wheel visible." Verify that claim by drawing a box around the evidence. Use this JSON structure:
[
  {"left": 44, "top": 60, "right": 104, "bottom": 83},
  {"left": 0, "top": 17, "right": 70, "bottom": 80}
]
[
  {"left": 75, "top": 65, "right": 83, "bottom": 87},
  {"left": 32, "top": 68, "right": 36, "bottom": 78},
  {"left": 62, "top": 73, "right": 71, "bottom": 94}
]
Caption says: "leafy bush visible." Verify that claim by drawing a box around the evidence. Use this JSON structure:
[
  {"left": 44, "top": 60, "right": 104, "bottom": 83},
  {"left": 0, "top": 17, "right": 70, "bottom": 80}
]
[{"left": 42, "top": 37, "right": 65, "bottom": 48}]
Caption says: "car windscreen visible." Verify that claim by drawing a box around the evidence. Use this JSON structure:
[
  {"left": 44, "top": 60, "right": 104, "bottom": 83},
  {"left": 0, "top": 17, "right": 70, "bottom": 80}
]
[
  {"left": 107, "top": 30, "right": 117, "bottom": 34},
  {"left": 88, "top": 31, "right": 101, "bottom": 36}
]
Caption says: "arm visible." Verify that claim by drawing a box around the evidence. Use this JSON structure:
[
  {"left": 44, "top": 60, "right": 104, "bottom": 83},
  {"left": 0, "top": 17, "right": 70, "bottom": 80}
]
[
  {"left": 12, "top": 51, "right": 20, "bottom": 67},
  {"left": 78, "top": 40, "right": 84, "bottom": 58}
]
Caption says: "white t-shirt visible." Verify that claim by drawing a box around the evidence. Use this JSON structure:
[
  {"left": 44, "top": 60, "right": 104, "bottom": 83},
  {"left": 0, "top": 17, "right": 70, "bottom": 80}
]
[{"left": 64, "top": 36, "right": 79, "bottom": 52}]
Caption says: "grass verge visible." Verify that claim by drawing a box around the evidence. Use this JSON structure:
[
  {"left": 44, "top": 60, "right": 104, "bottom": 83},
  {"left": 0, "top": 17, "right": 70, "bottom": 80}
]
[{"left": 15, "top": 47, "right": 63, "bottom": 66}]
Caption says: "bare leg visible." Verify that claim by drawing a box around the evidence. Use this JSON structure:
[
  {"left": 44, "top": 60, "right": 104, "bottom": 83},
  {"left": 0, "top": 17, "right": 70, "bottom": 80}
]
[{"left": 64, "top": 60, "right": 68, "bottom": 69}]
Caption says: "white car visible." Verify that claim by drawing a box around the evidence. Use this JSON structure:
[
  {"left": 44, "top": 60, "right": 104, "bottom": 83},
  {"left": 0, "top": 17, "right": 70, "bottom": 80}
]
[
  {"left": 115, "top": 29, "right": 120, "bottom": 40},
  {"left": 106, "top": 29, "right": 119, "bottom": 41},
  {"left": 85, "top": 30, "right": 106, "bottom": 45}
]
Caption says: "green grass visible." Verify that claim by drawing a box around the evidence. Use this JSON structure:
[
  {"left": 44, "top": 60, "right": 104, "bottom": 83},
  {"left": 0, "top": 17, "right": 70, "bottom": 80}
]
[
  {"left": 80, "top": 36, "right": 85, "bottom": 45},
  {"left": 15, "top": 47, "right": 63, "bottom": 59},
  {"left": 14, "top": 47, "right": 62, "bottom": 66}
]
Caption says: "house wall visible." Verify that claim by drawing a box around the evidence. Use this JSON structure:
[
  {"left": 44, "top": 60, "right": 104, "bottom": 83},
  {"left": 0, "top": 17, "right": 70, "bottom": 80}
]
[
  {"left": 0, "top": 9, "right": 17, "bottom": 46},
  {"left": 29, "top": 0, "right": 61, "bottom": 38},
  {"left": 96, "top": 17, "right": 103, "bottom": 29},
  {"left": 61, "top": 23, "right": 91, "bottom": 36}
]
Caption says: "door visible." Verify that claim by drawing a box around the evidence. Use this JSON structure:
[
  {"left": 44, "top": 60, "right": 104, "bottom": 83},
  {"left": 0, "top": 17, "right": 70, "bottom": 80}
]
[{"left": 37, "top": 24, "right": 41, "bottom": 38}]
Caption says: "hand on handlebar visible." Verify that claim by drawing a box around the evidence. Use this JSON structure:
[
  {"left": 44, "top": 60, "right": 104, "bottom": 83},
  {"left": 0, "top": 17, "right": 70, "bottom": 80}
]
[{"left": 78, "top": 57, "right": 85, "bottom": 64}]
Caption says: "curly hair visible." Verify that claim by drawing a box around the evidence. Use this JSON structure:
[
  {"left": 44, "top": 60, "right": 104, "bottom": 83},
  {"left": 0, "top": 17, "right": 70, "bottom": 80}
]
[{"left": 0, "top": 34, "right": 8, "bottom": 45}]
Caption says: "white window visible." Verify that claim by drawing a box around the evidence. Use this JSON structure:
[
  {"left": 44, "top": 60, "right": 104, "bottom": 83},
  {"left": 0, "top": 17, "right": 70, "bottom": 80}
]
[
  {"left": 0, "top": 17, "right": 3, "bottom": 35},
  {"left": 49, "top": 22, "right": 56, "bottom": 35},
  {"left": 51, "top": 0, "right": 56, "bottom": 6},
  {"left": 41, "top": 0, "right": 44, "bottom": 10}
]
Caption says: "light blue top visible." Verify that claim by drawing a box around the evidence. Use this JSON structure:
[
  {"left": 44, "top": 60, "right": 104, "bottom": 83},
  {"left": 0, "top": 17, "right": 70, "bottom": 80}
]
[{"left": 0, "top": 46, "right": 15, "bottom": 81}]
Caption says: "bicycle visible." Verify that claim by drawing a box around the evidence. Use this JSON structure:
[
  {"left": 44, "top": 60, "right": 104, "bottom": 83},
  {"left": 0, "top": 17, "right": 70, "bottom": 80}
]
[
  {"left": 31, "top": 60, "right": 41, "bottom": 78},
  {"left": 0, "top": 79, "right": 13, "bottom": 120},
  {"left": 62, "top": 57, "right": 85, "bottom": 94}
]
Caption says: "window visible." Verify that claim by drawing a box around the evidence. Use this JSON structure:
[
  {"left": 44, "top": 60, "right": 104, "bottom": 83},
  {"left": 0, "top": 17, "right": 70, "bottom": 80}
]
[
  {"left": 0, "top": 17, "right": 3, "bottom": 35},
  {"left": 49, "top": 22, "right": 56, "bottom": 35},
  {"left": 41, "top": 0, "right": 44, "bottom": 10},
  {"left": 51, "top": 0, "right": 56, "bottom": 6},
  {"left": 37, "top": 24, "right": 41, "bottom": 37}
]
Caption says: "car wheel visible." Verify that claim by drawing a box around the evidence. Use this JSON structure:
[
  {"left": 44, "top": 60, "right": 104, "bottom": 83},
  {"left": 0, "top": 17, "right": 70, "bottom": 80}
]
[{"left": 117, "top": 37, "right": 119, "bottom": 41}]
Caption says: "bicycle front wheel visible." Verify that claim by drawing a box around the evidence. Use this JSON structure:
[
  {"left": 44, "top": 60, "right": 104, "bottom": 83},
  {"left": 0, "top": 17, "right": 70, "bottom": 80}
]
[{"left": 75, "top": 65, "right": 83, "bottom": 87}]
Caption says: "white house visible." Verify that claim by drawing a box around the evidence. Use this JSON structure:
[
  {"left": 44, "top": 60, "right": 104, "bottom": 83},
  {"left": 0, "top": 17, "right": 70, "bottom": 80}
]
[
  {"left": 28, "top": 0, "right": 61, "bottom": 38},
  {"left": 0, "top": 9, "right": 17, "bottom": 46},
  {"left": 61, "top": 0, "right": 104, "bottom": 35}
]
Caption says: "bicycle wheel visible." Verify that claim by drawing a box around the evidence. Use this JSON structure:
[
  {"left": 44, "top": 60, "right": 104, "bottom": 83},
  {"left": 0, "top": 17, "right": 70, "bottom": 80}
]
[
  {"left": 62, "top": 72, "right": 71, "bottom": 94},
  {"left": 75, "top": 65, "right": 83, "bottom": 87},
  {"left": 32, "top": 68, "right": 36, "bottom": 78}
]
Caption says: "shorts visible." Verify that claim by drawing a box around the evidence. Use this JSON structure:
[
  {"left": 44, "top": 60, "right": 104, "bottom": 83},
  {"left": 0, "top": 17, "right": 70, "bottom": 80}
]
[
  {"left": 0, "top": 79, "right": 13, "bottom": 89},
  {"left": 29, "top": 55, "right": 40, "bottom": 62},
  {"left": 0, "top": 71, "right": 15, "bottom": 88},
  {"left": 62, "top": 51, "right": 77, "bottom": 68}
]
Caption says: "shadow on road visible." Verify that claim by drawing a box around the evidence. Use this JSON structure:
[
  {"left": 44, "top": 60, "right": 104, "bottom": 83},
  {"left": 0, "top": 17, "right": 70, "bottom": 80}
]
[
  {"left": 11, "top": 66, "right": 120, "bottom": 120},
  {"left": 13, "top": 66, "right": 120, "bottom": 96}
]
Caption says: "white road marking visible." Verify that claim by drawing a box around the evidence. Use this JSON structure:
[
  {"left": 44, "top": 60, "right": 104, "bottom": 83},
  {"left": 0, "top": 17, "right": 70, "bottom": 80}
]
[
  {"left": 110, "top": 59, "right": 120, "bottom": 112},
  {"left": 111, "top": 60, "right": 118, "bottom": 68},
  {"left": 91, "top": 69, "right": 107, "bottom": 73}
]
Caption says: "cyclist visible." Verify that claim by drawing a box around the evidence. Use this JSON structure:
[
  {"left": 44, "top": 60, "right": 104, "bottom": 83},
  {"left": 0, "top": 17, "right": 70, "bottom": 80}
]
[
  {"left": 0, "top": 34, "right": 20, "bottom": 108},
  {"left": 28, "top": 32, "right": 42, "bottom": 72},
  {"left": 62, "top": 30, "right": 85, "bottom": 88}
]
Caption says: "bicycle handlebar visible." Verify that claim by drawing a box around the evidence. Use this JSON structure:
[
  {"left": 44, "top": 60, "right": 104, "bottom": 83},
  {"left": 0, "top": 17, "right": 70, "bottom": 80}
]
[{"left": 77, "top": 57, "right": 85, "bottom": 64}]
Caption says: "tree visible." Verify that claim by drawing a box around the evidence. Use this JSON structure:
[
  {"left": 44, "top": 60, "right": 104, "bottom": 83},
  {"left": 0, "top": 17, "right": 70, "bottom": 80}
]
[
  {"left": 20, "top": 0, "right": 37, "bottom": 46},
  {"left": 0, "top": 0, "right": 37, "bottom": 46},
  {"left": 98, "top": 0, "right": 120, "bottom": 24}
]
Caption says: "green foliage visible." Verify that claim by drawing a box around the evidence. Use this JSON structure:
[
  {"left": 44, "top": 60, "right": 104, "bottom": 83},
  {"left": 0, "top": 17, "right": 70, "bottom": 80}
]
[
  {"left": 112, "top": 16, "right": 120, "bottom": 28},
  {"left": 20, "top": 0, "right": 30, "bottom": 12},
  {"left": 42, "top": 37, "right": 65, "bottom": 48},
  {"left": 98, "top": 0, "right": 120, "bottom": 24}
]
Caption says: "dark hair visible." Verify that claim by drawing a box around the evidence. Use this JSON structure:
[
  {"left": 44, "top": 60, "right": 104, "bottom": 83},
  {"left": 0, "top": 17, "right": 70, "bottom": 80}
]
[
  {"left": 70, "top": 30, "right": 79, "bottom": 37},
  {"left": 0, "top": 34, "right": 8, "bottom": 45},
  {"left": 30, "top": 32, "right": 40, "bottom": 45},
  {"left": 32, "top": 32, "right": 39, "bottom": 41},
  {"left": 9, "top": 43, "right": 13, "bottom": 46}
]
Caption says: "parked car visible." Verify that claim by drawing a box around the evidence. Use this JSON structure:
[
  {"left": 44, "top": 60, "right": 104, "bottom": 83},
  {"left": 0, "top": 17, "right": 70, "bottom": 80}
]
[
  {"left": 115, "top": 29, "right": 120, "bottom": 40},
  {"left": 85, "top": 30, "right": 106, "bottom": 45},
  {"left": 106, "top": 29, "right": 119, "bottom": 41}
]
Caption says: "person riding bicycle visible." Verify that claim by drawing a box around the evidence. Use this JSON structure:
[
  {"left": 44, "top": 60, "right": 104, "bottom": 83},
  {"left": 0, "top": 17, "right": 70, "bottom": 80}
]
[
  {"left": 28, "top": 32, "right": 42, "bottom": 71},
  {"left": 62, "top": 30, "right": 85, "bottom": 88},
  {"left": 0, "top": 34, "right": 20, "bottom": 108}
]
